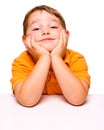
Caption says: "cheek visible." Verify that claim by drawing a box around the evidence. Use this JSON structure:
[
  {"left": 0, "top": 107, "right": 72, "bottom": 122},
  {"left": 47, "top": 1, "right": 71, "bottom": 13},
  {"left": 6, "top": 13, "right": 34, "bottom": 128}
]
[
  {"left": 31, "top": 32, "right": 41, "bottom": 42},
  {"left": 52, "top": 31, "right": 60, "bottom": 39}
]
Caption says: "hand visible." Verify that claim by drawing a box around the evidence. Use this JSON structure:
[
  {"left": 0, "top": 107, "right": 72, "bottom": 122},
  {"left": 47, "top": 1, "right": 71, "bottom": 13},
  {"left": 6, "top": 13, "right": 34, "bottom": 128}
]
[
  {"left": 24, "top": 35, "right": 50, "bottom": 61},
  {"left": 51, "top": 30, "right": 68, "bottom": 58}
]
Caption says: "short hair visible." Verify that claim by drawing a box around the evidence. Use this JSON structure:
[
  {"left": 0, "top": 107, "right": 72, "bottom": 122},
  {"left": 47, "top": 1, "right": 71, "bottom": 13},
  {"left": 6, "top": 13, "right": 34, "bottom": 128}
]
[{"left": 23, "top": 5, "right": 66, "bottom": 35}]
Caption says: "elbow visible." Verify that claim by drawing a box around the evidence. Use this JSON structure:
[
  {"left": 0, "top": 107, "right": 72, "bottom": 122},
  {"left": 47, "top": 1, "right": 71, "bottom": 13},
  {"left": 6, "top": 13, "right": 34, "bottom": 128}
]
[
  {"left": 68, "top": 98, "right": 86, "bottom": 106},
  {"left": 64, "top": 86, "right": 89, "bottom": 106},
  {"left": 65, "top": 94, "right": 88, "bottom": 106},
  {"left": 16, "top": 96, "right": 41, "bottom": 107},
  {"left": 19, "top": 100, "right": 39, "bottom": 107},
  {"left": 14, "top": 90, "right": 41, "bottom": 107}
]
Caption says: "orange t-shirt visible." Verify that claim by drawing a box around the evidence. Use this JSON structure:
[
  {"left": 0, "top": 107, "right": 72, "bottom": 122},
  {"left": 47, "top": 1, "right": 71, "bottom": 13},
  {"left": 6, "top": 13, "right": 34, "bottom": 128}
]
[{"left": 10, "top": 49, "right": 90, "bottom": 94}]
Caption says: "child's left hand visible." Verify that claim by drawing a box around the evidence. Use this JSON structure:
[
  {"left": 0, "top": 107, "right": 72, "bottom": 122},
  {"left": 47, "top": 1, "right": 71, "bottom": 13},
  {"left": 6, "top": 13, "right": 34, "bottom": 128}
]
[{"left": 51, "top": 30, "right": 68, "bottom": 58}]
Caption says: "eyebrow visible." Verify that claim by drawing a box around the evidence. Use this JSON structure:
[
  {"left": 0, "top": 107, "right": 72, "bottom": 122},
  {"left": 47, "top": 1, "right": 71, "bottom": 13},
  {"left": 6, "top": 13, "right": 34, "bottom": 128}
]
[
  {"left": 30, "top": 18, "right": 60, "bottom": 27},
  {"left": 30, "top": 20, "right": 38, "bottom": 26}
]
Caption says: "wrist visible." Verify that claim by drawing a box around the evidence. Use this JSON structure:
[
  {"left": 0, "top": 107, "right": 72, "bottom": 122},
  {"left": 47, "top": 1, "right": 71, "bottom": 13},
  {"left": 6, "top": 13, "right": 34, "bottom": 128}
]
[{"left": 41, "top": 53, "right": 51, "bottom": 60}]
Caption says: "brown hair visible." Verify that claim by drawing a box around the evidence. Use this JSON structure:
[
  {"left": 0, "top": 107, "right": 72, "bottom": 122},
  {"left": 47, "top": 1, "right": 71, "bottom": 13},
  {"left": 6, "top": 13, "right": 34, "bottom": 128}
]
[{"left": 23, "top": 5, "right": 66, "bottom": 35}]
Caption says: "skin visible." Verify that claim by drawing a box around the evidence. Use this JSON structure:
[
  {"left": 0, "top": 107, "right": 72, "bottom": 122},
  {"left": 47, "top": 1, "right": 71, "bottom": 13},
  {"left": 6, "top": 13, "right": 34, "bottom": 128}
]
[{"left": 14, "top": 11, "right": 89, "bottom": 107}]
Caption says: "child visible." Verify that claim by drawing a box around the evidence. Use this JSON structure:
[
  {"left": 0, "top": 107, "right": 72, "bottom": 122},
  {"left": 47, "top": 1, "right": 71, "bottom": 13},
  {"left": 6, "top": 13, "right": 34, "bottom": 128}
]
[{"left": 10, "top": 5, "right": 90, "bottom": 107}]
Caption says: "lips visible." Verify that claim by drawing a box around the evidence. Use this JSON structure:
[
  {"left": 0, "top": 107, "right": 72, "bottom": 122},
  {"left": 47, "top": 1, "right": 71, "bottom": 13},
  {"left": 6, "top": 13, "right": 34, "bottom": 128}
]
[{"left": 39, "top": 37, "right": 54, "bottom": 41}]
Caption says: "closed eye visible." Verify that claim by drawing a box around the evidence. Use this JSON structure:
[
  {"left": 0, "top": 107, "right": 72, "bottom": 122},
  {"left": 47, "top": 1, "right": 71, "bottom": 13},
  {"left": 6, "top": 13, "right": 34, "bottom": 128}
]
[
  {"left": 50, "top": 26, "right": 58, "bottom": 29},
  {"left": 33, "top": 28, "right": 40, "bottom": 31}
]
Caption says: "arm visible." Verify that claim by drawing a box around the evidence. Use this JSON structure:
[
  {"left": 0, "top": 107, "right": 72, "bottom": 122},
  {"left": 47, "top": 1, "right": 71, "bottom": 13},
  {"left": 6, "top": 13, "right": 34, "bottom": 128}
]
[
  {"left": 14, "top": 55, "right": 50, "bottom": 107},
  {"left": 51, "top": 55, "right": 89, "bottom": 106},
  {"left": 51, "top": 30, "right": 89, "bottom": 106},
  {"left": 14, "top": 36, "right": 51, "bottom": 107}
]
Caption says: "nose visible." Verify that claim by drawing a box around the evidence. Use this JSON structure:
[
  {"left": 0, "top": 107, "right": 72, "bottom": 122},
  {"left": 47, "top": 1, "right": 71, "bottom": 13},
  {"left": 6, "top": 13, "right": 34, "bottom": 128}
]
[{"left": 41, "top": 28, "right": 50, "bottom": 35}]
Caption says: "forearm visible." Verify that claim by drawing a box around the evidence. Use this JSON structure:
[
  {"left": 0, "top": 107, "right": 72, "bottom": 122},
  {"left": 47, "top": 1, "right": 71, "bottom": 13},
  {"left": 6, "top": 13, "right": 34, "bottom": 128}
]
[
  {"left": 15, "top": 54, "right": 51, "bottom": 107},
  {"left": 51, "top": 55, "right": 88, "bottom": 105}
]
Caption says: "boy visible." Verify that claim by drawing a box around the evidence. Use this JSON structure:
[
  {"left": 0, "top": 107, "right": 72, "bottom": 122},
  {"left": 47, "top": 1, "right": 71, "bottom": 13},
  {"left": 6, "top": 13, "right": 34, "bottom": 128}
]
[{"left": 10, "top": 5, "right": 90, "bottom": 107}]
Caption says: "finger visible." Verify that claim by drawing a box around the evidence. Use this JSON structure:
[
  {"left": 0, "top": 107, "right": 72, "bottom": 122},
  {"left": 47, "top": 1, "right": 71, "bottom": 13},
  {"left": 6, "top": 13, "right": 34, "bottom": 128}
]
[
  {"left": 30, "top": 35, "right": 41, "bottom": 50},
  {"left": 31, "top": 35, "right": 35, "bottom": 48},
  {"left": 63, "top": 30, "right": 68, "bottom": 46},
  {"left": 58, "top": 31, "right": 63, "bottom": 48},
  {"left": 25, "top": 36, "right": 31, "bottom": 49}
]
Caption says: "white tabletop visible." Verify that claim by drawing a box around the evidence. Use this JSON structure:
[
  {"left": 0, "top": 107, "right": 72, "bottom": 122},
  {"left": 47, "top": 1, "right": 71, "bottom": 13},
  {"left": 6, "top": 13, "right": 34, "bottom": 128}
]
[{"left": 0, "top": 94, "right": 104, "bottom": 130}]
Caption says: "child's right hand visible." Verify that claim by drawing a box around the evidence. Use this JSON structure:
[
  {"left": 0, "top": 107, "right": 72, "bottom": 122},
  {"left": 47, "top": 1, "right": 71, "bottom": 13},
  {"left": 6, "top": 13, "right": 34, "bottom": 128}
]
[{"left": 24, "top": 35, "right": 50, "bottom": 61}]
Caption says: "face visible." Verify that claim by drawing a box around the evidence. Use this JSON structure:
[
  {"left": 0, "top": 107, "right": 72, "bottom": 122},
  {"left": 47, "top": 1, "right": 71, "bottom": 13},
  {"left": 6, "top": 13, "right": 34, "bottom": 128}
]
[{"left": 23, "top": 11, "right": 68, "bottom": 52}]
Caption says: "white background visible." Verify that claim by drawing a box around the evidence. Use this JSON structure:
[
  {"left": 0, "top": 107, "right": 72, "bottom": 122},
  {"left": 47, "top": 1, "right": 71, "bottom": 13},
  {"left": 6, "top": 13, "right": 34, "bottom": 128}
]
[{"left": 0, "top": 0, "right": 104, "bottom": 94}]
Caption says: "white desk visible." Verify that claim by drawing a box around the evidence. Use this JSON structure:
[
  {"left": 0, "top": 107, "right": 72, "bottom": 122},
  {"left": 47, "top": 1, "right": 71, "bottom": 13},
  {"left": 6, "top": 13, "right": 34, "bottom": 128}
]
[{"left": 0, "top": 94, "right": 104, "bottom": 130}]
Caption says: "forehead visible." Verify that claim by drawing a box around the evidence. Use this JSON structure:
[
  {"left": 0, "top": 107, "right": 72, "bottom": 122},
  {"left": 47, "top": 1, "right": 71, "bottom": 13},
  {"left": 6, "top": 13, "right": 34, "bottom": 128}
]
[{"left": 28, "top": 10, "right": 60, "bottom": 24}]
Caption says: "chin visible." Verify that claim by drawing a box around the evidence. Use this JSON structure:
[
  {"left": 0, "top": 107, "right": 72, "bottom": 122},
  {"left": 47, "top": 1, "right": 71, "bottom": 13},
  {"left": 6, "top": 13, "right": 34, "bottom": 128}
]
[
  {"left": 47, "top": 49, "right": 52, "bottom": 52},
  {"left": 44, "top": 47, "right": 53, "bottom": 52},
  {"left": 42, "top": 44, "right": 55, "bottom": 52}
]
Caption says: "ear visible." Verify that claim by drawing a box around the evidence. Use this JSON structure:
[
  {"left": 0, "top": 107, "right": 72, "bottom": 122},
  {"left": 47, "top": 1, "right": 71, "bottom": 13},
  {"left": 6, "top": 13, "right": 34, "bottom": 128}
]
[
  {"left": 66, "top": 30, "right": 70, "bottom": 38},
  {"left": 22, "top": 35, "right": 26, "bottom": 44}
]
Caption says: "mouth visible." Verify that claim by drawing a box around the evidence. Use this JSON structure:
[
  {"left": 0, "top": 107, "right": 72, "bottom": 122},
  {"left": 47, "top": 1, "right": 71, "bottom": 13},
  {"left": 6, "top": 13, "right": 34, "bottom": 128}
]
[{"left": 39, "top": 38, "right": 54, "bottom": 42}]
